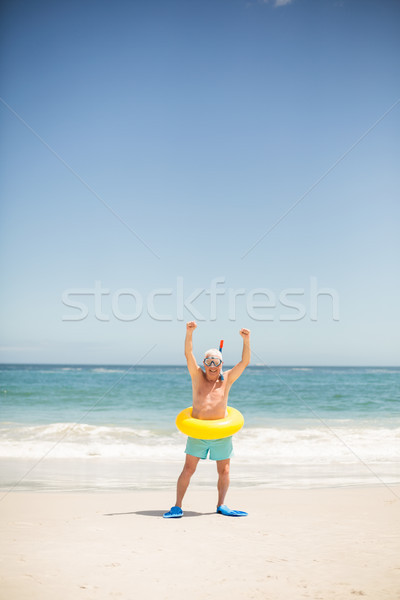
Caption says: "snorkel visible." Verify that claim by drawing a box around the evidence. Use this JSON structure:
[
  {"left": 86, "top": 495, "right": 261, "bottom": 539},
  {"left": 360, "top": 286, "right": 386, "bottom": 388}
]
[
  {"left": 219, "top": 339, "right": 224, "bottom": 381},
  {"left": 203, "top": 340, "right": 225, "bottom": 381}
]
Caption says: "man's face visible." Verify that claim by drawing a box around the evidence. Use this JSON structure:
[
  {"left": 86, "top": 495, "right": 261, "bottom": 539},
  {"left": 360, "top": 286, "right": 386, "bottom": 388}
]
[{"left": 203, "top": 355, "right": 223, "bottom": 381}]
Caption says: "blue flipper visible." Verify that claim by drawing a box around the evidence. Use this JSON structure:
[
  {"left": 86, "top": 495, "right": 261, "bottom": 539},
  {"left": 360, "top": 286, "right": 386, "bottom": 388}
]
[
  {"left": 163, "top": 506, "right": 183, "bottom": 518},
  {"left": 217, "top": 504, "right": 248, "bottom": 517}
]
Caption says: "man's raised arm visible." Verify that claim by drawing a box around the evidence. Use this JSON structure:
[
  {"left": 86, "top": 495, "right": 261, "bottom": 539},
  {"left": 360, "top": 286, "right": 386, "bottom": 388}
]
[
  {"left": 184, "top": 321, "right": 200, "bottom": 378},
  {"left": 226, "top": 328, "right": 251, "bottom": 385}
]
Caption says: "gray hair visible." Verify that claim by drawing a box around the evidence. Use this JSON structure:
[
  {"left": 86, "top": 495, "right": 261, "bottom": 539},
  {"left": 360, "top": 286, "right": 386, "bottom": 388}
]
[{"left": 204, "top": 348, "right": 223, "bottom": 361}]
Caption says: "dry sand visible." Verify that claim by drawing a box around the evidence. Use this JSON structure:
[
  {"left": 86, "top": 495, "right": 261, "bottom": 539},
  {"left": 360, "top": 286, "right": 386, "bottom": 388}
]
[{"left": 1, "top": 486, "right": 399, "bottom": 599}]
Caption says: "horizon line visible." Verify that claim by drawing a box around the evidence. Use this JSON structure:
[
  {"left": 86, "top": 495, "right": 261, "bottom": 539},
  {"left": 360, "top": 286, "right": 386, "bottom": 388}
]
[{"left": 0, "top": 362, "right": 399, "bottom": 369}]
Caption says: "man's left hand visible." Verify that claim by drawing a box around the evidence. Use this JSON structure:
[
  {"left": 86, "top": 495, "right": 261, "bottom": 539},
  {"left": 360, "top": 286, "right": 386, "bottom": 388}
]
[{"left": 239, "top": 328, "right": 250, "bottom": 338}]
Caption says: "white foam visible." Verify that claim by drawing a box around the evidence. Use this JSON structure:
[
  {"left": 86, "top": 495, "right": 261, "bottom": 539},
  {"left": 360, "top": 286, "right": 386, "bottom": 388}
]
[
  {"left": 235, "top": 427, "right": 400, "bottom": 465},
  {"left": 0, "top": 423, "right": 182, "bottom": 460},
  {"left": 0, "top": 423, "right": 399, "bottom": 466}
]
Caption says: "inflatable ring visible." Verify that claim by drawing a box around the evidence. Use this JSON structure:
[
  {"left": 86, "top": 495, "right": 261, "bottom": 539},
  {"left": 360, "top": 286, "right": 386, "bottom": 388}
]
[{"left": 176, "top": 406, "right": 244, "bottom": 440}]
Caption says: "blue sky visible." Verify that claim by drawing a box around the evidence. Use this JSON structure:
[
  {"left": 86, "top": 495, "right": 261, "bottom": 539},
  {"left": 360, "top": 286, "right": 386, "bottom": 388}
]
[{"left": 0, "top": 0, "right": 399, "bottom": 365}]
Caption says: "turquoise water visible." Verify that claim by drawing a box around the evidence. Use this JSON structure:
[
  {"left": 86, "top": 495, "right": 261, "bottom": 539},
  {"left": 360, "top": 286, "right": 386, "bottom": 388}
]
[
  {"left": 2, "top": 364, "right": 399, "bottom": 426},
  {"left": 0, "top": 364, "right": 399, "bottom": 491}
]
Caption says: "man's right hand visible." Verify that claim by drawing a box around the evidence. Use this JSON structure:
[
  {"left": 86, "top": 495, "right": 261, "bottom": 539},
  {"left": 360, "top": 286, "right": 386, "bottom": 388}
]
[{"left": 185, "top": 322, "right": 199, "bottom": 378}]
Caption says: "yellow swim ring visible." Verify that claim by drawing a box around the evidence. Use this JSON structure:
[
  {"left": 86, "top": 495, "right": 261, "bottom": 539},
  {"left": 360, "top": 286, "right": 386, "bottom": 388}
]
[{"left": 176, "top": 406, "right": 244, "bottom": 440}]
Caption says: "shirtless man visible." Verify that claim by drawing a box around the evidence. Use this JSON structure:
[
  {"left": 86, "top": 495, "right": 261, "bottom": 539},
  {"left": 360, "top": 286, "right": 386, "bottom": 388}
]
[{"left": 163, "top": 321, "right": 251, "bottom": 518}]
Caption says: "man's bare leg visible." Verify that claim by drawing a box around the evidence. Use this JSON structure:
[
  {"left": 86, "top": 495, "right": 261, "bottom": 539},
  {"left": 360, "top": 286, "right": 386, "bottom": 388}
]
[
  {"left": 216, "top": 459, "right": 230, "bottom": 507},
  {"left": 175, "top": 454, "right": 200, "bottom": 508}
]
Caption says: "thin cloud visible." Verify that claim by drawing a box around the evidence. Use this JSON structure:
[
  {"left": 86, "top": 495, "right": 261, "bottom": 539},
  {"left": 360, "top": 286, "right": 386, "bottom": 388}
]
[{"left": 0, "top": 346, "right": 42, "bottom": 352}]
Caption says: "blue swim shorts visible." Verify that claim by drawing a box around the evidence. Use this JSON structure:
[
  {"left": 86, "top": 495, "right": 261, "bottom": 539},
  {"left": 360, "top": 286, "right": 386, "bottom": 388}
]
[{"left": 185, "top": 436, "right": 234, "bottom": 461}]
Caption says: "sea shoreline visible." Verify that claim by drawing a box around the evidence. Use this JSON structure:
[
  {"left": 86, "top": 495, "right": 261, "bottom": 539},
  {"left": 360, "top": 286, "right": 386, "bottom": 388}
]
[{"left": 1, "top": 456, "right": 398, "bottom": 493}]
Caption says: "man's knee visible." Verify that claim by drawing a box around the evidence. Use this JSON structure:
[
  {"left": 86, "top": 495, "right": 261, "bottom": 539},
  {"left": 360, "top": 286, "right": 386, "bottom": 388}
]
[
  {"left": 183, "top": 458, "right": 198, "bottom": 476},
  {"left": 217, "top": 461, "right": 230, "bottom": 476},
  {"left": 183, "top": 465, "right": 196, "bottom": 477}
]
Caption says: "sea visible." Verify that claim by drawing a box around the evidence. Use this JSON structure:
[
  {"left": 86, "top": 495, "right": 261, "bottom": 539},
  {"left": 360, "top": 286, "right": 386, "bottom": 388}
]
[{"left": 0, "top": 364, "right": 399, "bottom": 493}]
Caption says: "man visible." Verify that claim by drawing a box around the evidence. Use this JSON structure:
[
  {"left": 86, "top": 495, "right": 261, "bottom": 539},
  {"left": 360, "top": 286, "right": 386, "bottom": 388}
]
[{"left": 163, "top": 321, "right": 251, "bottom": 518}]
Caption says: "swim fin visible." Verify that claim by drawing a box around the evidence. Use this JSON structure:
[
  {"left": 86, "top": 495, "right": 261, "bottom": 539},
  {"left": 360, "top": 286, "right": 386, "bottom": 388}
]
[
  {"left": 163, "top": 506, "right": 184, "bottom": 518},
  {"left": 217, "top": 504, "right": 248, "bottom": 517}
]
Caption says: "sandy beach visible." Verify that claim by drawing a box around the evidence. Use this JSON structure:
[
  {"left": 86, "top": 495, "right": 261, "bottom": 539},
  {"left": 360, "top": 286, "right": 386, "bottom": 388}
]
[{"left": 1, "top": 486, "right": 399, "bottom": 600}]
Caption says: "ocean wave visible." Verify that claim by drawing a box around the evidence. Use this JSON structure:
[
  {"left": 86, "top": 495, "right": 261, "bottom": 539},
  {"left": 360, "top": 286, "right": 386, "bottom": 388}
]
[
  {"left": 365, "top": 369, "right": 400, "bottom": 374},
  {"left": 0, "top": 423, "right": 399, "bottom": 465},
  {"left": 90, "top": 368, "right": 126, "bottom": 374},
  {"left": 235, "top": 427, "right": 400, "bottom": 464},
  {"left": 0, "top": 423, "right": 182, "bottom": 460}
]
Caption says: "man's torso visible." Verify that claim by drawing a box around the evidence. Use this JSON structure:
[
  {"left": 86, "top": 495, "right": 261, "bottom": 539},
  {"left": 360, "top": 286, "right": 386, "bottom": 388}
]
[{"left": 191, "top": 370, "right": 231, "bottom": 419}]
